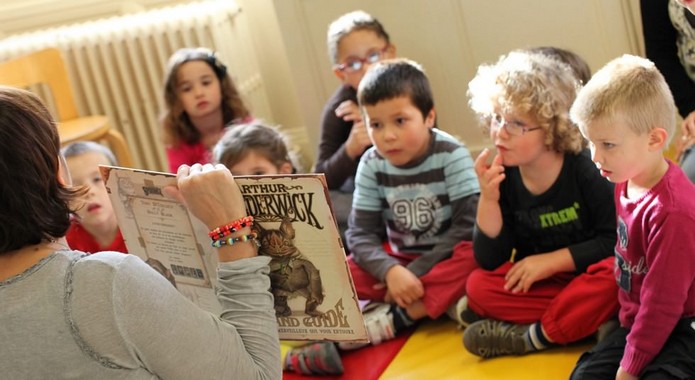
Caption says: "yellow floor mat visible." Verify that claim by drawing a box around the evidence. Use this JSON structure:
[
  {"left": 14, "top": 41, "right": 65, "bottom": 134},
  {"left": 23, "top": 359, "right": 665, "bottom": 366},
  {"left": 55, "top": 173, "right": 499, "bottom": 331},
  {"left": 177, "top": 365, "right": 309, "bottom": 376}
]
[{"left": 380, "top": 319, "right": 592, "bottom": 380}]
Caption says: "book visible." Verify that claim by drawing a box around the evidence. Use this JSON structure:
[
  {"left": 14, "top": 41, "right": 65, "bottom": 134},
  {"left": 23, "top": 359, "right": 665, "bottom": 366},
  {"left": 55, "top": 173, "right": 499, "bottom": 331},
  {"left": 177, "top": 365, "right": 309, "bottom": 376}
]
[{"left": 100, "top": 165, "right": 368, "bottom": 343}]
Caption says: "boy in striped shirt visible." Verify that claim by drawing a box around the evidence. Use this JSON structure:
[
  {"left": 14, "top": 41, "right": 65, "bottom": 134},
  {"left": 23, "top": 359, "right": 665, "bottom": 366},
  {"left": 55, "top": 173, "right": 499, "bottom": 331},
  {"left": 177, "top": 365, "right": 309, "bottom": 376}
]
[{"left": 344, "top": 58, "right": 480, "bottom": 347}]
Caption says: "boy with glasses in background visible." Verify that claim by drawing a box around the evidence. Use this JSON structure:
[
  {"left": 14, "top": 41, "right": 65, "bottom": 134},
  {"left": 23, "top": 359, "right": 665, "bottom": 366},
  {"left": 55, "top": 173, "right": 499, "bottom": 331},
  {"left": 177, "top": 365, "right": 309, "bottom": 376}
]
[
  {"left": 315, "top": 10, "right": 397, "bottom": 247},
  {"left": 457, "top": 51, "right": 619, "bottom": 358}
]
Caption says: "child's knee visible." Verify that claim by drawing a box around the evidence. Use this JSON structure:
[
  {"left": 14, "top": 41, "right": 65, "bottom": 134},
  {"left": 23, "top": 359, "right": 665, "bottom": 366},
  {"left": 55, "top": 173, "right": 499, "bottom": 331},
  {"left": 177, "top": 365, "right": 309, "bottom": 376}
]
[{"left": 465, "top": 269, "right": 491, "bottom": 305}]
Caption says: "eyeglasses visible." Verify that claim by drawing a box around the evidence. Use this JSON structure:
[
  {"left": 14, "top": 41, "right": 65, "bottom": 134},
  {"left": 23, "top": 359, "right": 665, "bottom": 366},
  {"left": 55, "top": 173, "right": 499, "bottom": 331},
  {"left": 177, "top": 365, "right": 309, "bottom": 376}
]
[
  {"left": 335, "top": 46, "right": 390, "bottom": 73},
  {"left": 489, "top": 114, "right": 542, "bottom": 136}
]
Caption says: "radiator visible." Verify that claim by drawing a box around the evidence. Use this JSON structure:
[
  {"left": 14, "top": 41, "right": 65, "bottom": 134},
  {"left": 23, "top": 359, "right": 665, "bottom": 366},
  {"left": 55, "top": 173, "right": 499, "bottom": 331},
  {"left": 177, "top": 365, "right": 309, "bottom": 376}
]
[{"left": 0, "top": 0, "right": 272, "bottom": 172}]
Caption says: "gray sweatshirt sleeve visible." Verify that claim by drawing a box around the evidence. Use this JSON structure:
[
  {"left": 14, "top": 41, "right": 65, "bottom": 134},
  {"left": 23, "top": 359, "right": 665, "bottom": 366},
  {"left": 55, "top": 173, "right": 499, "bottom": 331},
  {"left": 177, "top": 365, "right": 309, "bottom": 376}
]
[
  {"left": 73, "top": 253, "right": 280, "bottom": 380},
  {"left": 347, "top": 208, "right": 397, "bottom": 281}
]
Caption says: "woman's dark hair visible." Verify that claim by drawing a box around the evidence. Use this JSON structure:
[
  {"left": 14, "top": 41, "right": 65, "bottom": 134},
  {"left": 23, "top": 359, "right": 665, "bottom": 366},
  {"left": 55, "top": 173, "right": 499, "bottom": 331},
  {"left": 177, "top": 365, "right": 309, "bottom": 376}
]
[{"left": 0, "top": 86, "right": 84, "bottom": 254}]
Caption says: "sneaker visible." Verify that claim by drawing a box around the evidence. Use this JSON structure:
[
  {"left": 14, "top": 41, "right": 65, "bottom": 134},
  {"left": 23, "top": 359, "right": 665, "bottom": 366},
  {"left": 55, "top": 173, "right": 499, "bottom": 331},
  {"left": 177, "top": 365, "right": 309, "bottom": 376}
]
[
  {"left": 287, "top": 342, "right": 344, "bottom": 375},
  {"left": 339, "top": 303, "right": 396, "bottom": 350},
  {"left": 446, "top": 295, "right": 482, "bottom": 328},
  {"left": 463, "top": 319, "right": 533, "bottom": 358}
]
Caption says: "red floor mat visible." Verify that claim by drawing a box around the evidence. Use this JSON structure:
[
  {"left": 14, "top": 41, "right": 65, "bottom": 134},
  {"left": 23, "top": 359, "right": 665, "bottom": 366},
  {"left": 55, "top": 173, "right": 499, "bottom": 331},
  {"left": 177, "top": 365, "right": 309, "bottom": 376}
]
[{"left": 282, "top": 331, "right": 412, "bottom": 380}]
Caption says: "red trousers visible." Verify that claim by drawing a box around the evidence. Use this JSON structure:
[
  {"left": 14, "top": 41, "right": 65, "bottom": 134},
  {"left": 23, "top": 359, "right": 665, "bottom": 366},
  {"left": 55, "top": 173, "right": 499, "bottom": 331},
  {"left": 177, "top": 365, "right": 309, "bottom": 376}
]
[
  {"left": 348, "top": 241, "right": 478, "bottom": 319},
  {"left": 465, "top": 256, "right": 619, "bottom": 344}
]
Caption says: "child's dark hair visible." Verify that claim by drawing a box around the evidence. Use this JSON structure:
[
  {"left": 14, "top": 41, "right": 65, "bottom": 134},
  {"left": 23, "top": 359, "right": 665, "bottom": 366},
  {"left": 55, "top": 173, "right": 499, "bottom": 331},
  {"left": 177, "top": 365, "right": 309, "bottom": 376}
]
[
  {"left": 0, "top": 86, "right": 85, "bottom": 254},
  {"left": 327, "top": 10, "right": 390, "bottom": 65},
  {"left": 61, "top": 141, "right": 118, "bottom": 166},
  {"left": 161, "top": 47, "right": 250, "bottom": 146},
  {"left": 213, "top": 121, "right": 294, "bottom": 172},
  {"left": 357, "top": 58, "right": 434, "bottom": 120},
  {"left": 524, "top": 46, "right": 592, "bottom": 85}
]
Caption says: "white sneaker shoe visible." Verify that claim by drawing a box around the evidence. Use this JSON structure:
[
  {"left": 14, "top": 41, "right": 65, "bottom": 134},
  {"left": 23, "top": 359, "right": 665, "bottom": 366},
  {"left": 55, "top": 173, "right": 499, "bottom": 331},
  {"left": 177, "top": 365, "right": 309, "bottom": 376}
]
[
  {"left": 364, "top": 303, "right": 396, "bottom": 345},
  {"left": 339, "top": 302, "right": 395, "bottom": 350}
]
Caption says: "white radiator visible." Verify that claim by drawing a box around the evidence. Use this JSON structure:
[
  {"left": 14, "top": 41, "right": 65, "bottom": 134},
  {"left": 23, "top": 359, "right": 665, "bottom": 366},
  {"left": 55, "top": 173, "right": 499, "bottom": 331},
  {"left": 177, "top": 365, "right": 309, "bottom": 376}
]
[{"left": 0, "top": 0, "right": 272, "bottom": 172}]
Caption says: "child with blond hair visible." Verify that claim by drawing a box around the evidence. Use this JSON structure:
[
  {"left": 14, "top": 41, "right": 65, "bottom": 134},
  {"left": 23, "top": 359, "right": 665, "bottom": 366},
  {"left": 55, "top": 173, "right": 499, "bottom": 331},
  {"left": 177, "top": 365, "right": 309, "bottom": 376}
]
[
  {"left": 569, "top": 55, "right": 695, "bottom": 380},
  {"left": 459, "top": 51, "right": 618, "bottom": 358}
]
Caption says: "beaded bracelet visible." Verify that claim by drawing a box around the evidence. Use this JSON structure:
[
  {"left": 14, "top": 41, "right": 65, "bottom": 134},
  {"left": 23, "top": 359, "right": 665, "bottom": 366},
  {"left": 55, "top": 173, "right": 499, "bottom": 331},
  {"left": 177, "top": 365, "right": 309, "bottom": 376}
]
[
  {"left": 211, "top": 232, "right": 258, "bottom": 248},
  {"left": 208, "top": 216, "right": 254, "bottom": 239}
]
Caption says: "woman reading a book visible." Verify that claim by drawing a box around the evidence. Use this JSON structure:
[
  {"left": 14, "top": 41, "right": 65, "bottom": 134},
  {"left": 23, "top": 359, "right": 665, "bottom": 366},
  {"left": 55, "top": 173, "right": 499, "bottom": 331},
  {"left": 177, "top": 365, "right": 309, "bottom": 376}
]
[{"left": 0, "top": 86, "right": 280, "bottom": 379}]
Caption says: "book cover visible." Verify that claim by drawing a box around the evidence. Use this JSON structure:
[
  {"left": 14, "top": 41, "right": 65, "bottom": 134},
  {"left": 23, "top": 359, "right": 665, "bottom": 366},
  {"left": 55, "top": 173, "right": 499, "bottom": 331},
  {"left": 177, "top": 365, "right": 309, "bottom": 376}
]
[{"left": 100, "top": 165, "right": 368, "bottom": 343}]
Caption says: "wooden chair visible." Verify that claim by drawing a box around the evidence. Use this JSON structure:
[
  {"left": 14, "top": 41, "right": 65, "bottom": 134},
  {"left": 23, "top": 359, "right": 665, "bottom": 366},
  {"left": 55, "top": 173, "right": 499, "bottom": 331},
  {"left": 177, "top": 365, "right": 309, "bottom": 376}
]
[{"left": 0, "top": 48, "right": 133, "bottom": 167}]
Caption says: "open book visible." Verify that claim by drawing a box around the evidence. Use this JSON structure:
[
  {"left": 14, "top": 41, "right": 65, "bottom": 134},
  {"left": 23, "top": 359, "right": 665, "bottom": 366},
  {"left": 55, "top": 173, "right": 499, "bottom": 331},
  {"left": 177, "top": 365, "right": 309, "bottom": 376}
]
[{"left": 100, "top": 166, "right": 368, "bottom": 343}]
